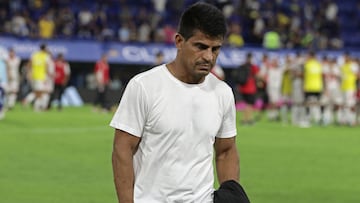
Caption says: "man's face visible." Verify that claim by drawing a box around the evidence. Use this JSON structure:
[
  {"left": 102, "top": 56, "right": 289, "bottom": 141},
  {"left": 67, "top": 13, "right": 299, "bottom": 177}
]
[{"left": 175, "top": 30, "right": 223, "bottom": 83}]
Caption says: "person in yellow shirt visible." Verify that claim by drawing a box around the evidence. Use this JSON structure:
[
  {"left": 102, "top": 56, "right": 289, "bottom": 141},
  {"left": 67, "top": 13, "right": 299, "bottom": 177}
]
[
  {"left": 25, "top": 44, "right": 52, "bottom": 111},
  {"left": 338, "top": 52, "right": 359, "bottom": 126},
  {"left": 38, "top": 12, "right": 55, "bottom": 39},
  {"left": 263, "top": 28, "right": 281, "bottom": 50},
  {"left": 303, "top": 51, "right": 323, "bottom": 125},
  {"left": 227, "top": 22, "right": 244, "bottom": 47}
]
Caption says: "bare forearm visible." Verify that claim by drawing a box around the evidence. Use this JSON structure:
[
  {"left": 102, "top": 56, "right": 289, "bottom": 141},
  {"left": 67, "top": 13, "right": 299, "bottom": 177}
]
[
  {"left": 216, "top": 146, "right": 240, "bottom": 184},
  {"left": 112, "top": 149, "right": 135, "bottom": 203}
]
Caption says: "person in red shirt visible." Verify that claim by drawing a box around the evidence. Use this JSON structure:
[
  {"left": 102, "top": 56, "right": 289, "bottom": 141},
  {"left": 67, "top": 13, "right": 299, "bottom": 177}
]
[
  {"left": 237, "top": 52, "right": 260, "bottom": 125},
  {"left": 93, "top": 53, "right": 110, "bottom": 112},
  {"left": 48, "top": 53, "right": 71, "bottom": 110}
]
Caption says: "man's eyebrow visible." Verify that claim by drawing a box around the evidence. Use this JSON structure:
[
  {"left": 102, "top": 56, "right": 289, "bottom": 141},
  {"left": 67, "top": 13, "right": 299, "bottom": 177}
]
[
  {"left": 193, "top": 42, "right": 209, "bottom": 47},
  {"left": 193, "top": 42, "right": 222, "bottom": 49},
  {"left": 212, "top": 45, "right": 222, "bottom": 49}
]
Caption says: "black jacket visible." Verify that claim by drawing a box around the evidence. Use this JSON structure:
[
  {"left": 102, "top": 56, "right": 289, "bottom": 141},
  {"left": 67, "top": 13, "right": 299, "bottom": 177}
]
[{"left": 214, "top": 180, "right": 250, "bottom": 203}]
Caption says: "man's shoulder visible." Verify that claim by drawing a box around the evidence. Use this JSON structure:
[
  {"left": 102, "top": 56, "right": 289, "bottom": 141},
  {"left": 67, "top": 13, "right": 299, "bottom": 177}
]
[
  {"left": 132, "top": 64, "right": 165, "bottom": 82},
  {"left": 207, "top": 73, "right": 233, "bottom": 96}
]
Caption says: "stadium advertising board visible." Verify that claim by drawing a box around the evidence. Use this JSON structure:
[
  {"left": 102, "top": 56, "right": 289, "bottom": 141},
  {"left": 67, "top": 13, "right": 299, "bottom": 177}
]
[{"left": 1, "top": 36, "right": 358, "bottom": 68}]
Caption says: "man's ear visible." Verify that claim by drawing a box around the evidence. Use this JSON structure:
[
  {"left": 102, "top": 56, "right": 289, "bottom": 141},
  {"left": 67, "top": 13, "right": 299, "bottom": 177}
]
[{"left": 174, "top": 33, "right": 184, "bottom": 50}]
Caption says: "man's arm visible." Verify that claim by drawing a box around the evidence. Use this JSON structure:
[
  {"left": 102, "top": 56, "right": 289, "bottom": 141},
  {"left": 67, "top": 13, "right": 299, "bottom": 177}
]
[
  {"left": 214, "top": 137, "right": 240, "bottom": 184},
  {"left": 112, "top": 129, "right": 141, "bottom": 203}
]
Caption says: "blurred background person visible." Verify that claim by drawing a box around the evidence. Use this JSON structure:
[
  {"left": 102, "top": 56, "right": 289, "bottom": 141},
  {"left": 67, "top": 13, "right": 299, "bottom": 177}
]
[
  {"left": 93, "top": 53, "right": 110, "bottom": 112},
  {"left": 48, "top": 53, "right": 71, "bottom": 110},
  {"left": 263, "top": 27, "right": 281, "bottom": 50},
  {"left": 339, "top": 52, "right": 359, "bottom": 126},
  {"left": 5, "top": 48, "right": 21, "bottom": 110},
  {"left": 43, "top": 50, "right": 55, "bottom": 110},
  {"left": 255, "top": 53, "right": 270, "bottom": 122},
  {"left": 280, "top": 55, "right": 293, "bottom": 124},
  {"left": 0, "top": 56, "right": 7, "bottom": 119},
  {"left": 38, "top": 10, "right": 55, "bottom": 39},
  {"left": 23, "top": 44, "right": 52, "bottom": 111},
  {"left": 227, "top": 21, "right": 244, "bottom": 47},
  {"left": 303, "top": 51, "right": 323, "bottom": 126},
  {"left": 211, "top": 64, "right": 225, "bottom": 81},
  {"left": 237, "top": 52, "right": 260, "bottom": 125},
  {"left": 154, "top": 51, "right": 164, "bottom": 66},
  {"left": 19, "top": 61, "right": 32, "bottom": 104},
  {"left": 356, "top": 60, "right": 360, "bottom": 125},
  {"left": 290, "top": 52, "right": 306, "bottom": 126},
  {"left": 320, "top": 56, "right": 342, "bottom": 125},
  {"left": 265, "top": 58, "right": 284, "bottom": 121}
]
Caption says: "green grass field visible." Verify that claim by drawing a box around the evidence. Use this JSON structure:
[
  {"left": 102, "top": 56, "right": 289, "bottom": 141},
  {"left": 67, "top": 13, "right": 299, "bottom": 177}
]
[{"left": 1, "top": 105, "right": 359, "bottom": 203}]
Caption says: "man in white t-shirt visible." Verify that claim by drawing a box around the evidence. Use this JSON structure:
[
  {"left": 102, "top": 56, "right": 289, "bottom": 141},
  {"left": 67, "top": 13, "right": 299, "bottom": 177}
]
[{"left": 110, "top": 2, "right": 244, "bottom": 203}]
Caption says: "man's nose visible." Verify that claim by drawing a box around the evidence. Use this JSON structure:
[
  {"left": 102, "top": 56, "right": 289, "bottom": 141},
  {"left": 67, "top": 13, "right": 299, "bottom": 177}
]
[{"left": 202, "top": 48, "right": 214, "bottom": 62}]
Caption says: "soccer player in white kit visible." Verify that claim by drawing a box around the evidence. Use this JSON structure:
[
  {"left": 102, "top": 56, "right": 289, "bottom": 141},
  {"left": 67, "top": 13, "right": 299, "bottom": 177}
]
[
  {"left": 290, "top": 53, "right": 306, "bottom": 126},
  {"left": 110, "top": 3, "right": 243, "bottom": 203},
  {"left": 6, "top": 48, "right": 21, "bottom": 109},
  {"left": 320, "top": 56, "right": 342, "bottom": 125},
  {"left": 265, "top": 57, "right": 284, "bottom": 121}
]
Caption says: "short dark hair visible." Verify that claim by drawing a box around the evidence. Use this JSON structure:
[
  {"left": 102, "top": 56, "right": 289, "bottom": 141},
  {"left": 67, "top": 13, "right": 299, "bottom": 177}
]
[
  {"left": 57, "top": 53, "right": 64, "bottom": 59},
  {"left": 40, "top": 43, "right": 47, "bottom": 50},
  {"left": 308, "top": 50, "right": 315, "bottom": 57},
  {"left": 178, "top": 2, "right": 227, "bottom": 40},
  {"left": 246, "top": 52, "right": 253, "bottom": 59}
]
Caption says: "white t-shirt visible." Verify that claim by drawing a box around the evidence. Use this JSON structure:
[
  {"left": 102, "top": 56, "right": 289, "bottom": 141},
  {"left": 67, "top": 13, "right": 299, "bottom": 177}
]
[{"left": 110, "top": 64, "right": 237, "bottom": 203}]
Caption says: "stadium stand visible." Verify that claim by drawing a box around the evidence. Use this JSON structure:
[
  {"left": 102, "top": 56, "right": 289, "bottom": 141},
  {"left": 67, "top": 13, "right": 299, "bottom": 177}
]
[{"left": 0, "top": 0, "right": 358, "bottom": 50}]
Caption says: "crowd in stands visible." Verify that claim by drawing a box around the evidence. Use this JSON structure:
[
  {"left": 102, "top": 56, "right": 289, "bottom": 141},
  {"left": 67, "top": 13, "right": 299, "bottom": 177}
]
[{"left": 0, "top": 0, "right": 353, "bottom": 50}]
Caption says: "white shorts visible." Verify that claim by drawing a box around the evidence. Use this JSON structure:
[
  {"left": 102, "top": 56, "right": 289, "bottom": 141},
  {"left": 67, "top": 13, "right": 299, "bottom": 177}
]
[
  {"left": 292, "top": 79, "right": 304, "bottom": 104},
  {"left": 31, "top": 80, "right": 47, "bottom": 92},
  {"left": 268, "top": 88, "right": 282, "bottom": 104},
  {"left": 321, "top": 89, "right": 343, "bottom": 106},
  {"left": 343, "top": 90, "right": 356, "bottom": 107},
  {"left": 282, "top": 95, "right": 291, "bottom": 104},
  {"left": 7, "top": 80, "right": 19, "bottom": 93},
  {"left": 44, "top": 79, "right": 54, "bottom": 93}
]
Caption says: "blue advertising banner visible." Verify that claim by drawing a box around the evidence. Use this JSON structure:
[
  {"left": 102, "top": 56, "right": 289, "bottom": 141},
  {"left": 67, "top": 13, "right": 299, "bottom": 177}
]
[
  {"left": 1, "top": 36, "right": 359, "bottom": 68},
  {"left": 0, "top": 37, "right": 101, "bottom": 62}
]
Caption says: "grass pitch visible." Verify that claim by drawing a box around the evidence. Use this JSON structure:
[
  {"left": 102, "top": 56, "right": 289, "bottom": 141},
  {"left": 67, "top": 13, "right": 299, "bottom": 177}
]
[{"left": 0, "top": 105, "right": 359, "bottom": 203}]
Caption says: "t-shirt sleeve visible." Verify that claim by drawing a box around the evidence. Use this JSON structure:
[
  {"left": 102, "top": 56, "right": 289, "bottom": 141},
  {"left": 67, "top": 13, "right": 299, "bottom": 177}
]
[
  {"left": 216, "top": 88, "right": 237, "bottom": 138},
  {"left": 109, "top": 79, "right": 148, "bottom": 137}
]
